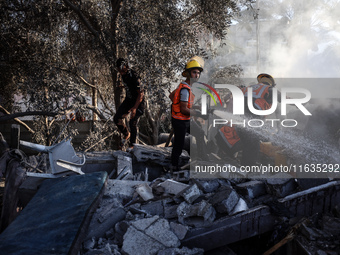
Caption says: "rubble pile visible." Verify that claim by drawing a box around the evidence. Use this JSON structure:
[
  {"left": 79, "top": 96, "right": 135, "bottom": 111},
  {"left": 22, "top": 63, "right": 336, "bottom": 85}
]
[{"left": 0, "top": 143, "right": 339, "bottom": 255}]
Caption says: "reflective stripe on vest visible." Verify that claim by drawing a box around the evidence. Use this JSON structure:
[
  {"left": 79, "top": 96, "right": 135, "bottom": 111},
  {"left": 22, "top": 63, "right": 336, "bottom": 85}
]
[
  {"left": 171, "top": 82, "right": 195, "bottom": 120},
  {"left": 218, "top": 126, "right": 240, "bottom": 148},
  {"left": 254, "top": 98, "right": 271, "bottom": 110},
  {"left": 243, "top": 83, "right": 270, "bottom": 99}
]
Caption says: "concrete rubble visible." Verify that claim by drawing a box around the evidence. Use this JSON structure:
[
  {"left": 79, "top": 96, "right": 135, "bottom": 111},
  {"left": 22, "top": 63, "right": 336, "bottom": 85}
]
[{"left": 0, "top": 144, "right": 339, "bottom": 255}]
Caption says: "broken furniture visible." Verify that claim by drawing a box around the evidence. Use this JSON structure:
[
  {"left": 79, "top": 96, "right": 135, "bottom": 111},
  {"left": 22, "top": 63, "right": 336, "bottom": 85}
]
[{"left": 20, "top": 139, "right": 85, "bottom": 178}]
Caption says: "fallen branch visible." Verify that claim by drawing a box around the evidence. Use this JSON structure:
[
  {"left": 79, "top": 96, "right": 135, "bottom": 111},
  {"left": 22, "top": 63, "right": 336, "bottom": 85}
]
[
  {"left": 0, "top": 106, "right": 36, "bottom": 134},
  {"left": 84, "top": 132, "right": 114, "bottom": 152}
]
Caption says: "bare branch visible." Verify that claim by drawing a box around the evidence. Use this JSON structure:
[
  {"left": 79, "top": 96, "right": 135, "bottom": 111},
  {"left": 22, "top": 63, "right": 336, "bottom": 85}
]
[
  {"left": 85, "top": 104, "right": 107, "bottom": 120},
  {"left": 62, "top": 0, "right": 99, "bottom": 37}
]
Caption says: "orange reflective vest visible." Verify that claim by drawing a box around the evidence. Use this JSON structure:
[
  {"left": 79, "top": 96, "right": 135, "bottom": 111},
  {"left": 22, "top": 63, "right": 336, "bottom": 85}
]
[
  {"left": 218, "top": 126, "right": 241, "bottom": 148},
  {"left": 242, "top": 83, "right": 271, "bottom": 110},
  {"left": 171, "top": 82, "right": 195, "bottom": 120}
]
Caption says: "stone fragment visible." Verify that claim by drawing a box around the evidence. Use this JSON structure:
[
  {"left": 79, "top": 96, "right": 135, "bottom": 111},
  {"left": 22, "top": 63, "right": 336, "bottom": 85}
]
[
  {"left": 141, "top": 201, "right": 164, "bottom": 216},
  {"left": 158, "top": 180, "right": 189, "bottom": 195},
  {"left": 170, "top": 222, "right": 188, "bottom": 240},
  {"left": 181, "top": 184, "right": 202, "bottom": 204},
  {"left": 194, "top": 179, "right": 220, "bottom": 193},
  {"left": 231, "top": 198, "right": 248, "bottom": 215},
  {"left": 210, "top": 188, "right": 240, "bottom": 214},
  {"left": 235, "top": 180, "right": 266, "bottom": 199},
  {"left": 145, "top": 218, "right": 180, "bottom": 248},
  {"left": 177, "top": 200, "right": 216, "bottom": 227},
  {"left": 136, "top": 183, "right": 154, "bottom": 201}
]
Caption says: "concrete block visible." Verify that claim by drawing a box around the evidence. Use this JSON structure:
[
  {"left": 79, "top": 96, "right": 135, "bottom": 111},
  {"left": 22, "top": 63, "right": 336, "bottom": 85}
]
[
  {"left": 209, "top": 188, "right": 233, "bottom": 205},
  {"left": 215, "top": 190, "right": 239, "bottom": 214},
  {"left": 158, "top": 180, "right": 189, "bottom": 195},
  {"left": 236, "top": 180, "right": 266, "bottom": 199},
  {"left": 122, "top": 226, "right": 165, "bottom": 255},
  {"left": 266, "top": 173, "right": 296, "bottom": 198},
  {"left": 181, "top": 184, "right": 202, "bottom": 204},
  {"left": 144, "top": 218, "right": 180, "bottom": 248},
  {"left": 173, "top": 170, "right": 190, "bottom": 182},
  {"left": 141, "top": 201, "right": 164, "bottom": 216},
  {"left": 231, "top": 198, "right": 248, "bottom": 215},
  {"left": 194, "top": 180, "right": 220, "bottom": 193},
  {"left": 136, "top": 183, "right": 154, "bottom": 201},
  {"left": 177, "top": 200, "right": 216, "bottom": 227},
  {"left": 170, "top": 222, "right": 188, "bottom": 240}
]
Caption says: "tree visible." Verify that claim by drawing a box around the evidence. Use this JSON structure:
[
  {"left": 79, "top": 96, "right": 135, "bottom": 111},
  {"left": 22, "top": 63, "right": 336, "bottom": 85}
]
[{"left": 1, "top": 0, "right": 251, "bottom": 149}]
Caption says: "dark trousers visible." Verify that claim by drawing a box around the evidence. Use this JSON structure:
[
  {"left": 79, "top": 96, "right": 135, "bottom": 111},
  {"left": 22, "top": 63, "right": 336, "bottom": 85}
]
[
  {"left": 114, "top": 99, "right": 144, "bottom": 146},
  {"left": 171, "top": 118, "right": 190, "bottom": 168}
]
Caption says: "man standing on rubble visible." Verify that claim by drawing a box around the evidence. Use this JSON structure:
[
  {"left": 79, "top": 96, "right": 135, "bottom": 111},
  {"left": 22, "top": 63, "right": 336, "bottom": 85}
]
[
  {"left": 115, "top": 58, "right": 145, "bottom": 149},
  {"left": 169, "top": 56, "right": 207, "bottom": 172},
  {"left": 239, "top": 73, "right": 278, "bottom": 166},
  {"left": 217, "top": 73, "right": 278, "bottom": 166}
]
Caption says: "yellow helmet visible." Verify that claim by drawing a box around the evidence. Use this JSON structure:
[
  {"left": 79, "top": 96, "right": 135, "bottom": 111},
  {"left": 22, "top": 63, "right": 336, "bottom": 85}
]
[
  {"left": 182, "top": 56, "right": 204, "bottom": 77},
  {"left": 257, "top": 73, "right": 276, "bottom": 87}
]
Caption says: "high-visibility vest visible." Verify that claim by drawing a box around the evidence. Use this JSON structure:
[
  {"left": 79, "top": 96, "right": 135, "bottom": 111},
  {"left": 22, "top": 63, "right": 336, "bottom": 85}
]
[
  {"left": 242, "top": 83, "right": 271, "bottom": 110},
  {"left": 171, "top": 82, "right": 195, "bottom": 120},
  {"left": 218, "top": 126, "right": 241, "bottom": 148}
]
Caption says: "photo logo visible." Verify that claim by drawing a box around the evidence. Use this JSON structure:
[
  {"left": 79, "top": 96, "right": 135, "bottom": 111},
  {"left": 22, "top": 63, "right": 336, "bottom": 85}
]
[{"left": 197, "top": 83, "right": 312, "bottom": 128}]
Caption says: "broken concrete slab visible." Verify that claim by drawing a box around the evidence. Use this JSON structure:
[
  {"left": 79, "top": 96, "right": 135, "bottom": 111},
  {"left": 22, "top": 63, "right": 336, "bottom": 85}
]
[
  {"left": 122, "top": 216, "right": 180, "bottom": 255},
  {"left": 235, "top": 180, "right": 266, "bottom": 199},
  {"left": 0, "top": 172, "right": 107, "bottom": 255},
  {"left": 177, "top": 200, "right": 216, "bottom": 227},
  {"left": 122, "top": 226, "right": 166, "bottom": 255},
  {"left": 157, "top": 180, "right": 189, "bottom": 195},
  {"left": 131, "top": 215, "right": 160, "bottom": 231},
  {"left": 181, "top": 205, "right": 276, "bottom": 251},
  {"left": 144, "top": 218, "right": 180, "bottom": 247},
  {"left": 278, "top": 181, "right": 340, "bottom": 218}
]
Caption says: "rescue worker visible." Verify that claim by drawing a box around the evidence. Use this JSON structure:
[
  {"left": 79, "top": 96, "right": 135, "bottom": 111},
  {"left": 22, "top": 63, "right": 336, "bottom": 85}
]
[
  {"left": 114, "top": 58, "right": 145, "bottom": 149},
  {"left": 217, "top": 73, "right": 277, "bottom": 166},
  {"left": 169, "top": 56, "right": 205, "bottom": 172}
]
